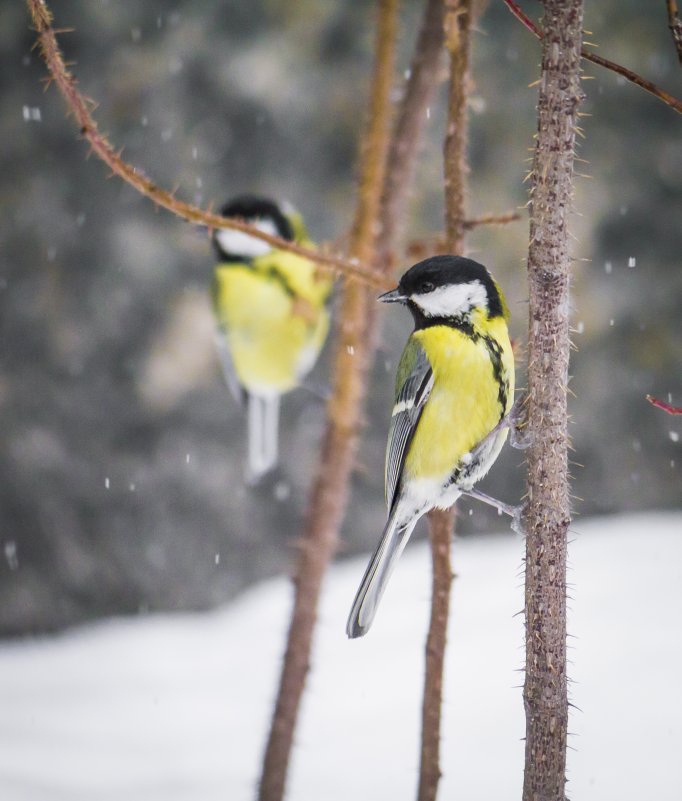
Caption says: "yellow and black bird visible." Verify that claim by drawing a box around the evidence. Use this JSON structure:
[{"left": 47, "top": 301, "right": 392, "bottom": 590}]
[
  {"left": 347, "top": 255, "right": 515, "bottom": 638},
  {"left": 211, "top": 196, "right": 332, "bottom": 482}
]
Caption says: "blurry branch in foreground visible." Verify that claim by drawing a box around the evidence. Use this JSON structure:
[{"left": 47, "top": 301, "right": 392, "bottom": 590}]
[
  {"left": 502, "top": 0, "right": 682, "bottom": 115},
  {"left": 417, "top": 1, "right": 476, "bottom": 799},
  {"left": 375, "top": 0, "right": 446, "bottom": 270},
  {"left": 522, "top": 1, "right": 584, "bottom": 798},
  {"left": 257, "top": 1, "right": 401, "bottom": 799},
  {"left": 646, "top": 395, "right": 682, "bottom": 415},
  {"left": 668, "top": 0, "right": 682, "bottom": 64},
  {"left": 25, "top": 0, "right": 388, "bottom": 290},
  {"left": 259, "top": 0, "right": 455, "bottom": 795},
  {"left": 461, "top": 211, "right": 521, "bottom": 229}
]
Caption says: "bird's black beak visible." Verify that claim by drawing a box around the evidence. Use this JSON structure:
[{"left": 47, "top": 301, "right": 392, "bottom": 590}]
[{"left": 378, "top": 287, "right": 406, "bottom": 304}]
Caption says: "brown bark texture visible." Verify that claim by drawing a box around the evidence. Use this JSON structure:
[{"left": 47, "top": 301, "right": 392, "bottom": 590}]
[
  {"left": 522, "top": 2, "right": 583, "bottom": 800},
  {"left": 258, "top": 1, "right": 405, "bottom": 799},
  {"left": 417, "top": 3, "right": 473, "bottom": 800}
]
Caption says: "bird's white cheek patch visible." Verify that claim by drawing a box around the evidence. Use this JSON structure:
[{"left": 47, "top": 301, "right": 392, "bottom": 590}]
[
  {"left": 215, "top": 218, "right": 279, "bottom": 259},
  {"left": 413, "top": 280, "right": 487, "bottom": 317}
]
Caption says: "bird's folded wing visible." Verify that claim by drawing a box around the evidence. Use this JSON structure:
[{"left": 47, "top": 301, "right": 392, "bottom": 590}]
[{"left": 385, "top": 339, "right": 433, "bottom": 509}]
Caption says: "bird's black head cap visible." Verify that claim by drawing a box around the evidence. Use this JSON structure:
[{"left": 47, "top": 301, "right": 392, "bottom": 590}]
[
  {"left": 392, "top": 255, "right": 505, "bottom": 323},
  {"left": 212, "top": 194, "right": 294, "bottom": 261}
]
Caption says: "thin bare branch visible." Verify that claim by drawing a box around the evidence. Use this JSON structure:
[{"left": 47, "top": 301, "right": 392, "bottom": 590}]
[
  {"left": 25, "top": 0, "right": 388, "bottom": 289},
  {"left": 584, "top": 50, "right": 682, "bottom": 113},
  {"left": 257, "top": 2, "right": 399, "bottom": 799},
  {"left": 667, "top": 0, "right": 682, "bottom": 65},
  {"left": 376, "top": 0, "right": 445, "bottom": 270},
  {"left": 417, "top": 2, "right": 475, "bottom": 800},
  {"left": 443, "top": 1, "right": 474, "bottom": 250},
  {"left": 522, "top": 1, "right": 584, "bottom": 798},
  {"left": 258, "top": 0, "right": 452, "bottom": 796},
  {"left": 463, "top": 210, "right": 522, "bottom": 229},
  {"left": 406, "top": 211, "right": 521, "bottom": 258},
  {"left": 418, "top": 508, "right": 453, "bottom": 801},
  {"left": 646, "top": 394, "right": 682, "bottom": 415},
  {"left": 502, "top": 0, "right": 682, "bottom": 114}
]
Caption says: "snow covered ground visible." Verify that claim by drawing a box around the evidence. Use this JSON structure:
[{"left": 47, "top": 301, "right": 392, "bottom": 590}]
[{"left": 0, "top": 513, "right": 680, "bottom": 801}]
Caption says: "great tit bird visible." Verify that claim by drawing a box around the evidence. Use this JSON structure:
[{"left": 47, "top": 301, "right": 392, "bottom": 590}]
[
  {"left": 211, "top": 195, "right": 333, "bottom": 482},
  {"left": 346, "top": 255, "right": 515, "bottom": 638}
]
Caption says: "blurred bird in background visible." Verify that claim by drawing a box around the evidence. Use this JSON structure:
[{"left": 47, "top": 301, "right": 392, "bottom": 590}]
[
  {"left": 347, "top": 255, "right": 516, "bottom": 637},
  {"left": 211, "top": 196, "right": 333, "bottom": 482}
]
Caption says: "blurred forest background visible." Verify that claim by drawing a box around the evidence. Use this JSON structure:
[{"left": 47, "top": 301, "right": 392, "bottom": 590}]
[{"left": 1, "top": 0, "right": 680, "bottom": 635}]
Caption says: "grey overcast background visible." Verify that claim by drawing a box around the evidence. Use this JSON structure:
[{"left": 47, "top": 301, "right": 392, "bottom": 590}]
[{"left": 1, "top": 0, "right": 680, "bottom": 635}]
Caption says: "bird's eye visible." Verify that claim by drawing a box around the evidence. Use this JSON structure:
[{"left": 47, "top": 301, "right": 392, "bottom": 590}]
[{"left": 421, "top": 281, "right": 435, "bottom": 293}]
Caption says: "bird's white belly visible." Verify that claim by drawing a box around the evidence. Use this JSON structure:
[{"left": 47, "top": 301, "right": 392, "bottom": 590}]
[
  {"left": 394, "top": 426, "right": 508, "bottom": 525},
  {"left": 395, "top": 477, "right": 462, "bottom": 526}
]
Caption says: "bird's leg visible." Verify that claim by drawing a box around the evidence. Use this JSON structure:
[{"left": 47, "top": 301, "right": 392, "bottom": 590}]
[
  {"left": 507, "top": 393, "right": 532, "bottom": 450},
  {"left": 461, "top": 488, "right": 525, "bottom": 534},
  {"left": 461, "top": 488, "right": 518, "bottom": 518}
]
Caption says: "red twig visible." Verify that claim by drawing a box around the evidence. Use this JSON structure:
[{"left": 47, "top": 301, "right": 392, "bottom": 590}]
[
  {"left": 505, "top": 0, "right": 539, "bottom": 36},
  {"left": 502, "top": 0, "right": 682, "bottom": 114},
  {"left": 646, "top": 395, "right": 682, "bottom": 415}
]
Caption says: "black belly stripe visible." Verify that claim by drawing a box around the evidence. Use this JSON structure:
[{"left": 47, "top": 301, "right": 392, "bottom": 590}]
[
  {"left": 411, "top": 319, "right": 508, "bottom": 490},
  {"left": 415, "top": 318, "right": 507, "bottom": 416},
  {"left": 448, "top": 336, "right": 508, "bottom": 489},
  {"left": 482, "top": 335, "right": 508, "bottom": 419}
]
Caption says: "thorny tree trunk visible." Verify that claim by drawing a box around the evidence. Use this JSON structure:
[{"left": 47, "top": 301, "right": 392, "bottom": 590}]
[
  {"left": 418, "top": 2, "right": 473, "bottom": 800},
  {"left": 522, "top": 2, "right": 583, "bottom": 800},
  {"left": 257, "top": 3, "right": 399, "bottom": 800}
]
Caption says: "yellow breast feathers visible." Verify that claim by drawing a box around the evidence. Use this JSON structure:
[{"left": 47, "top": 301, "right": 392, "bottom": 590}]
[
  {"left": 404, "top": 318, "right": 514, "bottom": 482},
  {"left": 212, "top": 251, "right": 331, "bottom": 395}
]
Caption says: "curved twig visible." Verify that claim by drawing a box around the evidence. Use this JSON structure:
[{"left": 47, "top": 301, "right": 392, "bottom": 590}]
[
  {"left": 417, "top": 2, "right": 475, "bottom": 800},
  {"left": 25, "top": 0, "right": 388, "bottom": 289},
  {"left": 502, "top": 0, "right": 682, "bottom": 114}
]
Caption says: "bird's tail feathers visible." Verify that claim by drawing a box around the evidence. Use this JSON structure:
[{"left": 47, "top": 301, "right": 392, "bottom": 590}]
[
  {"left": 346, "top": 506, "right": 417, "bottom": 639},
  {"left": 247, "top": 394, "right": 280, "bottom": 483}
]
